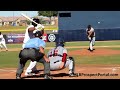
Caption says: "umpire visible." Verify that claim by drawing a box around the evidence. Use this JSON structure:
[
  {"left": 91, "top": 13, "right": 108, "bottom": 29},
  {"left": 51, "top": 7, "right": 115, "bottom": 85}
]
[{"left": 16, "top": 31, "right": 52, "bottom": 79}]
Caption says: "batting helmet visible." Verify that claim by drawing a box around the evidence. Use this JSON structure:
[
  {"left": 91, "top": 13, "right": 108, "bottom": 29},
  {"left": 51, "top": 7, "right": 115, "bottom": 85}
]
[
  {"left": 56, "top": 38, "right": 65, "bottom": 47},
  {"left": 32, "top": 18, "right": 40, "bottom": 27}
]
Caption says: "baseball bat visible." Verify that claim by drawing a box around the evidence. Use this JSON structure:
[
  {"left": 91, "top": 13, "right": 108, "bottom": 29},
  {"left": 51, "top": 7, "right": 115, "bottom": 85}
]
[
  {"left": 21, "top": 13, "right": 44, "bottom": 29},
  {"left": 21, "top": 13, "right": 38, "bottom": 25}
]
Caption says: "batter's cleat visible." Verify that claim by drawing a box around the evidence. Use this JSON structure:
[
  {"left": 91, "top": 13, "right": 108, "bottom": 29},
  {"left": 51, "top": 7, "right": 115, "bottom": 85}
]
[
  {"left": 69, "top": 73, "right": 79, "bottom": 77},
  {"left": 31, "top": 70, "right": 40, "bottom": 74},
  {"left": 44, "top": 74, "right": 53, "bottom": 79},
  {"left": 25, "top": 72, "right": 36, "bottom": 76},
  {"left": 6, "top": 49, "right": 8, "bottom": 51}
]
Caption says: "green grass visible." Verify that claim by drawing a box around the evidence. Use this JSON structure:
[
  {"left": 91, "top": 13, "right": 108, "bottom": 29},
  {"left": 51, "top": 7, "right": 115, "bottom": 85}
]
[
  {"left": 1, "top": 41, "right": 120, "bottom": 68},
  {"left": 0, "top": 51, "right": 19, "bottom": 68},
  {"left": 75, "top": 55, "right": 120, "bottom": 65},
  {"left": 0, "top": 48, "right": 120, "bottom": 68},
  {"left": 6, "top": 41, "right": 120, "bottom": 48}
]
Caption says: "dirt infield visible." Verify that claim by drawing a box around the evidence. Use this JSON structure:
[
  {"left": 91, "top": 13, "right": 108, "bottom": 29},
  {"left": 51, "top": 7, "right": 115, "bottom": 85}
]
[
  {"left": 1, "top": 47, "right": 120, "bottom": 79},
  {"left": 0, "top": 65, "right": 120, "bottom": 79},
  {"left": 68, "top": 48, "right": 120, "bottom": 56}
]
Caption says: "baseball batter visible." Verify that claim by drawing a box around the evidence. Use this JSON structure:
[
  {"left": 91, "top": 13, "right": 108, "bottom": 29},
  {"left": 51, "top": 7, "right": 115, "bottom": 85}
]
[
  {"left": 47, "top": 38, "right": 78, "bottom": 77},
  {"left": 0, "top": 32, "right": 8, "bottom": 51},
  {"left": 22, "top": 18, "right": 44, "bottom": 76},
  {"left": 86, "top": 25, "right": 95, "bottom": 52}
]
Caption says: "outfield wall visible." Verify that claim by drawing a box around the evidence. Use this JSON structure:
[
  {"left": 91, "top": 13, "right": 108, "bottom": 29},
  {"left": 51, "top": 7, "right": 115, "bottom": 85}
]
[
  {"left": 58, "top": 28, "right": 120, "bottom": 42},
  {"left": 58, "top": 11, "right": 120, "bottom": 41},
  {"left": 3, "top": 33, "right": 59, "bottom": 44}
]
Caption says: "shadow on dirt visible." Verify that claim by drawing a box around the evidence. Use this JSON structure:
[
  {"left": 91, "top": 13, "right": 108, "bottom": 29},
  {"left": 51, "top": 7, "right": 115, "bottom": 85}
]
[{"left": 22, "top": 73, "right": 69, "bottom": 79}]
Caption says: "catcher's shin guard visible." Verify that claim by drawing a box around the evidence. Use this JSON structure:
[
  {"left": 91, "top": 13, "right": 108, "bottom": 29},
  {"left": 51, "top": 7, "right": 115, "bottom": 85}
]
[{"left": 69, "top": 57, "right": 75, "bottom": 74}]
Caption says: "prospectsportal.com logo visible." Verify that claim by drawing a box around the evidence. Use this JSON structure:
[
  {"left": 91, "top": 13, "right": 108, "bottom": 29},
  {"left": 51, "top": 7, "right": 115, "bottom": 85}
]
[{"left": 48, "top": 34, "right": 56, "bottom": 42}]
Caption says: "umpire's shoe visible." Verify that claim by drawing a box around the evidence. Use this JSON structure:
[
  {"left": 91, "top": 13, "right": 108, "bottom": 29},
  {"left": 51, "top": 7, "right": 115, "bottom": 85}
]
[
  {"left": 69, "top": 73, "right": 79, "bottom": 77},
  {"left": 16, "top": 74, "right": 22, "bottom": 79},
  {"left": 16, "top": 76, "right": 21, "bottom": 79},
  {"left": 44, "top": 74, "right": 53, "bottom": 79},
  {"left": 16, "top": 75, "right": 22, "bottom": 79}
]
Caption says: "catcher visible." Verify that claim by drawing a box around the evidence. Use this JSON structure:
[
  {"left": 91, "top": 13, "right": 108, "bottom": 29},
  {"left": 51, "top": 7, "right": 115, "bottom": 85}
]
[
  {"left": 47, "top": 38, "right": 78, "bottom": 77},
  {"left": 86, "top": 25, "right": 95, "bottom": 52}
]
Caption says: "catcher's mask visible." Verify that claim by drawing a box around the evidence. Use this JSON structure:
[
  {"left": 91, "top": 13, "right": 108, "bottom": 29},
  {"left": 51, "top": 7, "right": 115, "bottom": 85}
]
[
  {"left": 56, "top": 38, "right": 65, "bottom": 47},
  {"left": 33, "top": 31, "right": 42, "bottom": 38},
  {"left": 32, "top": 18, "right": 40, "bottom": 27}
]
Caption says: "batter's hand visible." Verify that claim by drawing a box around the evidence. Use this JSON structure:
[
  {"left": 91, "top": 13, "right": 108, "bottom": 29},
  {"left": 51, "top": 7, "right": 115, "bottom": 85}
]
[{"left": 36, "top": 24, "right": 44, "bottom": 30}]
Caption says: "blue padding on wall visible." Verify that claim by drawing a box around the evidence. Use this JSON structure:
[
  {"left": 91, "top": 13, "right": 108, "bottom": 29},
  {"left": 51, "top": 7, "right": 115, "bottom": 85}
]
[{"left": 58, "top": 28, "right": 120, "bottom": 42}]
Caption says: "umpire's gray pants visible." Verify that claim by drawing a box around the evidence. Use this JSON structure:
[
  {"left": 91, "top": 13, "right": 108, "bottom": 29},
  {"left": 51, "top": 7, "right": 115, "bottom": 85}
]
[
  {"left": 16, "top": 49, "right": 50, "bottom": 77},
  {"left": 16, "top": 58, "right": 50, "bottom": 77},
  {"left": 38, "top": 58, "right": 50, "bottom": 75}
]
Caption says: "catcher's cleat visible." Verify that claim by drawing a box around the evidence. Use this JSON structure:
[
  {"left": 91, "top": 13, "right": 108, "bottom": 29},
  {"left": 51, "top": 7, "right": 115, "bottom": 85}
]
[{"left": 69, "top": 73, "right": 79, "bottom": 77}]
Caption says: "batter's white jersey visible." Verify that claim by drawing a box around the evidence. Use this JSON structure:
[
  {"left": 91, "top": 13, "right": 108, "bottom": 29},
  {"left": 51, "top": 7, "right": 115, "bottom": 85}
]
[
  {"left": 22, "top": 25, "right": 40, "bottom": 48},
  {"left": 23, "top": 25, "right": 34, "bottom": 44}
]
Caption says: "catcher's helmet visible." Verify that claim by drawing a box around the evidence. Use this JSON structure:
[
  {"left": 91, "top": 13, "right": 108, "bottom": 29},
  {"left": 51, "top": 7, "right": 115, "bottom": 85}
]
[
  {"left": 56, "top": 38, "right": 65, "bottom": 47},
  {"left": 32, "top": 18, "right": 40, "bottom": 27},
  {"left": 33, "top": 31, "right": 42, "bottom": 37}
]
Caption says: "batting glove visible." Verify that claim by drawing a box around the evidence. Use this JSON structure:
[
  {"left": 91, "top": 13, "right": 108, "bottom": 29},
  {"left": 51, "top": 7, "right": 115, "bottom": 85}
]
[{"left": 36, "top": 24, "right": 44, "bottom": 30}]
